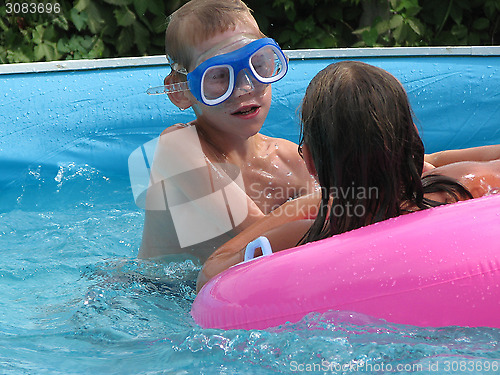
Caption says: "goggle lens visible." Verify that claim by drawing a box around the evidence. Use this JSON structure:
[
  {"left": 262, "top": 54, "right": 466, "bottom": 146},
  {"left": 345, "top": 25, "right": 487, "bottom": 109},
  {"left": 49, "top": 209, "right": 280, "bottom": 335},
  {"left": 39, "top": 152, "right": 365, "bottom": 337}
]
[
  {"left": 202, "top": 65, "right": 232, "bottom": 101},
  {"left": 250, "top": 46, "right": 285, "bottom": 80}
]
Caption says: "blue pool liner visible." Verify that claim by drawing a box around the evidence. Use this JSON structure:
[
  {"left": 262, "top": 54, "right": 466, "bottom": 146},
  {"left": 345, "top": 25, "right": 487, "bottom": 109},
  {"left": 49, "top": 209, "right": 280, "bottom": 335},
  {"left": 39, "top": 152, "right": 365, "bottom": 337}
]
[{"left": 1, "top": 46, "right": 499, "bottom": 188}]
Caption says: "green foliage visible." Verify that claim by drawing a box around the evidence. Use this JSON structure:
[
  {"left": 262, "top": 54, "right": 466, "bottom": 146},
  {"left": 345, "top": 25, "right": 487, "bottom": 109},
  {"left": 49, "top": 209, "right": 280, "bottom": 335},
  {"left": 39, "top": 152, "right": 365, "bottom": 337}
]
[
  {"left": 352, "top": 0, "right": 500, "bottom": 47},
  {"left": 251, "top": 0, "right": 362, "bottom": 49},
  {"left": 0, "top": 0, "right": 183, "bottom": 63},
  {"left": 0, "top": 0, "right": 499, "bottom": 63},
  {"left": 252, "top": 0, "right": 499, "bottom": 48}
]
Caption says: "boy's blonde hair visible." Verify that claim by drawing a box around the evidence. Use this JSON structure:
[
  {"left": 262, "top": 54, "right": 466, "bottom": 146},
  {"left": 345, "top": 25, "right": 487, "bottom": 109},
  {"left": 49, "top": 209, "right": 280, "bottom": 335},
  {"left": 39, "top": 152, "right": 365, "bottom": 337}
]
[{"left": 165, "top": 0, "right": 265, "bottom": 72}]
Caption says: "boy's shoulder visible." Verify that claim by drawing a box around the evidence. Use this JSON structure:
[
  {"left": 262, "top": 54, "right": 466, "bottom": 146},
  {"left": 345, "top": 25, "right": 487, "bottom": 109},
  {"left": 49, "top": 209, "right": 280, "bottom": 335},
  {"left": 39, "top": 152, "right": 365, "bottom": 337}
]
[
  {"left": 160, "top": 122, "right": 192, "bottom": 136},
  {"left": 259, "top": 134, "right": 300, "bottom": 158}
]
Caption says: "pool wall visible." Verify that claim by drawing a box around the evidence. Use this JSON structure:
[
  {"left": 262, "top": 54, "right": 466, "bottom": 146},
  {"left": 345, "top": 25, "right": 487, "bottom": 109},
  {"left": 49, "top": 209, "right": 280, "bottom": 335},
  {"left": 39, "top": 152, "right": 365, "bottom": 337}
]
[{"left": 1, "top": 47, "right": 499, "bottom": 188}]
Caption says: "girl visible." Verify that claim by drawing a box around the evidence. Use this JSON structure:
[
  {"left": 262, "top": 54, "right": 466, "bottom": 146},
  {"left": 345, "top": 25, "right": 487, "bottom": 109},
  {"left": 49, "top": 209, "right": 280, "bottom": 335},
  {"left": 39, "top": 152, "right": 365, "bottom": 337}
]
[{"left": 197, "top": 61, "right": 500, "bottom": 290}]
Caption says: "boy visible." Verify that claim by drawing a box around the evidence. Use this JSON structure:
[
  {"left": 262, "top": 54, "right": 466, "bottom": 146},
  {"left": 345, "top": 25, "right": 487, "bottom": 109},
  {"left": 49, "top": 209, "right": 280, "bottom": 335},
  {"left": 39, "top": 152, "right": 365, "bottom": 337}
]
[{"left": 137, "top": 0, "right": 316, "bottom": 261}]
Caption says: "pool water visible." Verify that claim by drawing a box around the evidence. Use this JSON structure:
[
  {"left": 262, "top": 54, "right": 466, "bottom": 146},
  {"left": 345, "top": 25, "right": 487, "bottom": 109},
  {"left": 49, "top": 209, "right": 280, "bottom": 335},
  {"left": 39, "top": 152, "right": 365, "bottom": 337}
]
[{"left": 1, "top": 163, "right": 499, "bottom": 374}]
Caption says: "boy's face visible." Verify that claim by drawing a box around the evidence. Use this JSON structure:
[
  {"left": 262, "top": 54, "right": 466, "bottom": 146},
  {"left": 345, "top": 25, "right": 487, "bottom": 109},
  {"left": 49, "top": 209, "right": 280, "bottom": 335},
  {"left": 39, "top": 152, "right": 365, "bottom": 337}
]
[{"left": 185, "top": 20, "right": 273, "bottom": 139}]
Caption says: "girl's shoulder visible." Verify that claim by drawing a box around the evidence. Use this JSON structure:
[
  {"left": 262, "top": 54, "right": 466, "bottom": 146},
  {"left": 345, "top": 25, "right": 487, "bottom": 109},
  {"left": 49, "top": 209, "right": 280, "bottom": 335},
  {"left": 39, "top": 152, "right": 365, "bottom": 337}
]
[{"left": 425, "top": 160, "right": 500, "bottom": 198}]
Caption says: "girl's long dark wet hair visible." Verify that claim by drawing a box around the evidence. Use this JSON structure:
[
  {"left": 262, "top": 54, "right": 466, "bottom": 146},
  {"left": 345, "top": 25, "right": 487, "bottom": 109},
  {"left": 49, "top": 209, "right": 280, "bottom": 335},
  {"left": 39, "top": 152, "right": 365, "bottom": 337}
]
[{"left": 298, "top": 61, "right": 472, "bottom": 243}]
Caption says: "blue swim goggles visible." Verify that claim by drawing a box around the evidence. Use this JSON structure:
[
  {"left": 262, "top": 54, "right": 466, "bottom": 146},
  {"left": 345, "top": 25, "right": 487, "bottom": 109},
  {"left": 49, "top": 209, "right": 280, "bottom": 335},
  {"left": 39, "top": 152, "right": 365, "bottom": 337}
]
[{"left": 147, "top": 38, "right": 288, "bottom": 106}]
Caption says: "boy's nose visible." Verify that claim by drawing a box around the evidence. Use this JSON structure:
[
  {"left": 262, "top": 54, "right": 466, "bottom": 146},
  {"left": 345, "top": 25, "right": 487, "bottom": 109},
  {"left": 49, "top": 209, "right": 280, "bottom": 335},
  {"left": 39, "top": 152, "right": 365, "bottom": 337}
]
[{"left": 234, "top": 69, "right": 255, "bottom": 95}]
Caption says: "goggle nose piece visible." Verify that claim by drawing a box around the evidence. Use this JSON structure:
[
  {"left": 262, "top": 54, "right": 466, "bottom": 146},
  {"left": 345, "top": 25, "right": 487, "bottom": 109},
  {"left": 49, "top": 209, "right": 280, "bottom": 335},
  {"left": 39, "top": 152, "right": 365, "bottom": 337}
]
[{"left": 234, "top": 69, "right": 255, "bottom": 94}]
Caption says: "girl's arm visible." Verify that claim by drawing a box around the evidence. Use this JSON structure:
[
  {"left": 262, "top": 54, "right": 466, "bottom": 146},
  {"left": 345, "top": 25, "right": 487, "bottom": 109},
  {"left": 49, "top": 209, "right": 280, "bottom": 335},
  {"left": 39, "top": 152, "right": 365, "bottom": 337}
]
[
  {"left": 425, "top": 145, "right": 500, "bottom": 168},
  {"left": 196, "top": 219, "right": 314, "bottom": 292},
  {"left": 196, "top": 192, "right": 320, "bottom": 291}
]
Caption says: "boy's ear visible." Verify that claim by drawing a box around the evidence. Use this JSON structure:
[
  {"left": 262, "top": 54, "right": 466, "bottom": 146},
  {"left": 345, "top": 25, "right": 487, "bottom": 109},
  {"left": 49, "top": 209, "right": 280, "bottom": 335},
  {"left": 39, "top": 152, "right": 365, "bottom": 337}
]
[
  {"left": 164, "top": 73, "right": 192, "bottom": 110},
  {"left": 301, "top": 144, "right": 317, "bottom": 176}
]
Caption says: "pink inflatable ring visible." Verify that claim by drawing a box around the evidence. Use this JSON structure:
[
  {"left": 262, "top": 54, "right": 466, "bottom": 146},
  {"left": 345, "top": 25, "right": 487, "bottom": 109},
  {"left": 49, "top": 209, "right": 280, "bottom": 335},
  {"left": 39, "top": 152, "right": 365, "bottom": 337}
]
[{"left": 191, "top": 194, "right": 500, "bottom": 330}]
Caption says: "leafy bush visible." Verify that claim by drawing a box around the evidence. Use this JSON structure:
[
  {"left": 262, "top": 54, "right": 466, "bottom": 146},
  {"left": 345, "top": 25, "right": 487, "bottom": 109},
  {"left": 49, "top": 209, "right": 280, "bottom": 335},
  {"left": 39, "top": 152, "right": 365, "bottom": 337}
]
[
  {"left": 352, "top": 0, "right": 500, "bottom": 47},
  {"left": 1, "top": 0, "right": 498, "bottom": 64},
  {"left": 254, "top": 0, "right": 500, "bottom": 48},
  {"left": 0, "top": 0, "right": 179, "bottom": 63},
  {"left": 250, "top": 0, "right": 363, "bottom": 49}
]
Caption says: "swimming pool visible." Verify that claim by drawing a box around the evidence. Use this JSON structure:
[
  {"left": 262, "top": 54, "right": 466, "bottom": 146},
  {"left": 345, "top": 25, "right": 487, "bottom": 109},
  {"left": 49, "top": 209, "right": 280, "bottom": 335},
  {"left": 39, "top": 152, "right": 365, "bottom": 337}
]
[{"left": 1, "top": 47, "right": 500, "bottom": 374}]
